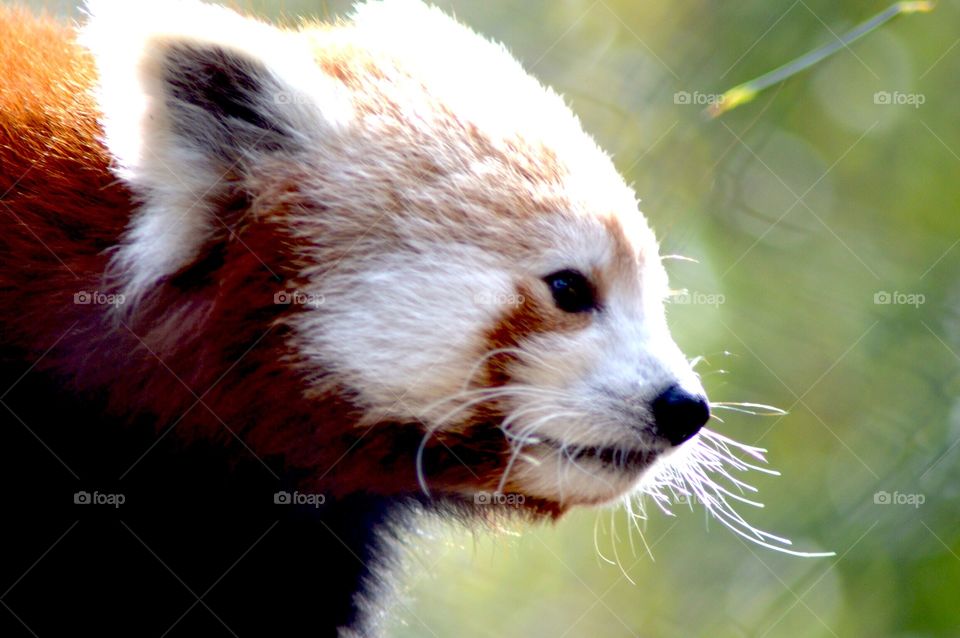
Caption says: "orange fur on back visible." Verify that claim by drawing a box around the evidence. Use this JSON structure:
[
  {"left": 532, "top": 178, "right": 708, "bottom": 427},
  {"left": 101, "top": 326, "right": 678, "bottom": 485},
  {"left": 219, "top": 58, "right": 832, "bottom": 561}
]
[
  {"left": 0, "top": 8, "right": 131, "bottom": 353},
  {"left": 0, "top": 6, "right": 124, "bottom": 230}
]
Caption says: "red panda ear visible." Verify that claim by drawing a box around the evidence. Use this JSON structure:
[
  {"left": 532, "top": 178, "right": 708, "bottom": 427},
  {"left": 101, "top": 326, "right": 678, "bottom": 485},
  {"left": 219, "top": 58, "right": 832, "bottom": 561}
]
[
  {"left": 80, "top": 0, "right": 351, "bottom": 304},
  {"left": 154, "top": 42, "right": 306, "bottom": 162}
]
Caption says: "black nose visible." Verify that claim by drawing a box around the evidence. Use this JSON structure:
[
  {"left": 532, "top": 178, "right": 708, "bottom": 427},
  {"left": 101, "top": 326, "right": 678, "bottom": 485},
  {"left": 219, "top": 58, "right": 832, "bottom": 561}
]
[{"left": 651, "top": 384, "right": 710, "bottom": 445}]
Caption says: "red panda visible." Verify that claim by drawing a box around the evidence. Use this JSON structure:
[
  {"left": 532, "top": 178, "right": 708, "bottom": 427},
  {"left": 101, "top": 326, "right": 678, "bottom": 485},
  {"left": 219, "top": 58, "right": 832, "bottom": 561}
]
[{"left": 0, "top": 1, "right": 722, "bottom": 636}]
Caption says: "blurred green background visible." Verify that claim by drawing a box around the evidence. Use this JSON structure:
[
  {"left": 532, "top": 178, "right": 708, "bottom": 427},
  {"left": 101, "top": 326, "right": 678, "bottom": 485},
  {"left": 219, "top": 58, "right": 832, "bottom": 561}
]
[{"left": 21, "top": 0, "right": 960, "bottom": 636}]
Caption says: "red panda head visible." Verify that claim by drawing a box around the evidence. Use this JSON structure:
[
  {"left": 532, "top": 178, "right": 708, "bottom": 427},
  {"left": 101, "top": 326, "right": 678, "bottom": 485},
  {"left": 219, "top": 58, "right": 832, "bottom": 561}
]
[{"left": 80, "top": 0, "right": 709, "bottom": 513}]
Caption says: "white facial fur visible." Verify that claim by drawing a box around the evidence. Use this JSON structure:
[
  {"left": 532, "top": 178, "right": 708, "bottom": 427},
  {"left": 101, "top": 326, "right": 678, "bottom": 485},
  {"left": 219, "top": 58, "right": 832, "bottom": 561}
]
[
  {"left": 503, "top": 262, "right": 704, "bottom": 505},
  {"left": 296, "top": 244, "right": 517, "bottom": 417},
  {"left": 84, "top": 0, "right": 705, "bottom": 507}
]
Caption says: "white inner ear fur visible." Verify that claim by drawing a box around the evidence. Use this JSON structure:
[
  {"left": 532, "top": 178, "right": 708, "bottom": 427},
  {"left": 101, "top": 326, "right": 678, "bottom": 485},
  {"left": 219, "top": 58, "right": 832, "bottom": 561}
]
[{"left": 80, "top": 0, "right": 353, "bottom": 303}]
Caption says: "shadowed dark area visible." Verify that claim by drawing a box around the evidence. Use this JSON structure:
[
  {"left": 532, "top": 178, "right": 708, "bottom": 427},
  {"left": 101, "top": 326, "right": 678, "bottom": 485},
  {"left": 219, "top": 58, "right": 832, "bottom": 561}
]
[{"left": 0, "top": 358, "right": 407, "bottom": 638}]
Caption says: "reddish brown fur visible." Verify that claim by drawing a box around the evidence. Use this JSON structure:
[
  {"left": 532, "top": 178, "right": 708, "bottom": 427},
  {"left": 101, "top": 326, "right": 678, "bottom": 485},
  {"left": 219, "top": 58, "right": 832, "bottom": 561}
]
[
  {"left": 482, "top": 279, "right": 592, "bottom": 385},
  {"left": 0, "top": 7, "right": 128, "bottom": 347},
  {"left": 0, "top": 7, "right": 538, "bottom": 507}
]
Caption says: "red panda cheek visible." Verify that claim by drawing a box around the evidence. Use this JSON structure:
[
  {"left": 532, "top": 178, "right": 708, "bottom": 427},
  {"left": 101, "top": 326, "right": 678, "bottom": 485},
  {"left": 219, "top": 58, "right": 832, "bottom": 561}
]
[{"left": 481, "top": 280, "right": 592, "bottom": 384}]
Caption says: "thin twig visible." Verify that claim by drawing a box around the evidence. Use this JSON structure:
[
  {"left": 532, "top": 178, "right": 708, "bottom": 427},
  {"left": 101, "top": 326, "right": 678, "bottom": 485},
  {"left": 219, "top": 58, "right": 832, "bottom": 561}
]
[{"left": 706, "top": 1, "right": 935, "bottom": 118}]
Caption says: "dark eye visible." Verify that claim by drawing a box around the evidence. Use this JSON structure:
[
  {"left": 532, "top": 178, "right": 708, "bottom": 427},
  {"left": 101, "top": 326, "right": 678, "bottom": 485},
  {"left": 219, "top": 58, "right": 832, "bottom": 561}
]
[{"left": 543, "top": 269, "right": 596, "bottom": 313}]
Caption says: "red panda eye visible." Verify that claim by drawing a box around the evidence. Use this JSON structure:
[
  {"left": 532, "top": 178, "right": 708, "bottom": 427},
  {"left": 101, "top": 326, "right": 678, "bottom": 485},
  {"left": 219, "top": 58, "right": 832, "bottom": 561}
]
[{"left": 543, "top": 269, "right": 597, "bottom": 313}]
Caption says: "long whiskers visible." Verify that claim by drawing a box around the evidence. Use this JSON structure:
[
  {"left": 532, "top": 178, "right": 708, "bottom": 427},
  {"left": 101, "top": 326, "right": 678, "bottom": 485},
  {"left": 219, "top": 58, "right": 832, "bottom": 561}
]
[
  {"left": 633, "top": 425, "right": 834, "bottom": 558},
  {"left": 497, "top": 402, "right": 565, "bottom": 485},
  {"left": 414, "top": 378, "right": 567, "bottom": 496},
  {"left": 496, "top": 409, "right": 582, "bottom": 494}
]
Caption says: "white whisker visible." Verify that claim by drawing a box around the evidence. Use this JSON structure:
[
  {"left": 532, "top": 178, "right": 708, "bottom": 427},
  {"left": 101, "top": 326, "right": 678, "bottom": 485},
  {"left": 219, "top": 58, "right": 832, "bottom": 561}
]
[
  {"left": 593, "top": 515, "right": 617, "bottom": 566},
  {"left": 661, "top": 254, "right": 699, "bottom": 263},
  {"left": 709, "top": 402, "right": 787, "bottom": 416},
  {"left": 414, "top": 381, "right": 569, "bottom": 495},
  {"left": 497, "top": 410, "right": 581, "bottom": 494},
  {"left": 633, "top": 424, "right": 834, "bottom": 559},
  {"left": 609, "top": 506, "right": 636, "bottom": 585}
]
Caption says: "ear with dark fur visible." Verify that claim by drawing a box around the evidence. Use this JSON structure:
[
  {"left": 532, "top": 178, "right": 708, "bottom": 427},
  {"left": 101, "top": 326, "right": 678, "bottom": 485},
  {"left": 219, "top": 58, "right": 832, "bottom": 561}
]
[
  {"left": 158, "top": 41, "right": 302, "bottom": 161},
  {"left": 81, "top": 0, "right": 351, "bottom": 301}
]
